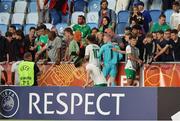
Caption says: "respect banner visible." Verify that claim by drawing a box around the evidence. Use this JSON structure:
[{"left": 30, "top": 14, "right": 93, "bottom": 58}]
[{"left": 0, "top": 87, "right": 157, "bottom": 120}]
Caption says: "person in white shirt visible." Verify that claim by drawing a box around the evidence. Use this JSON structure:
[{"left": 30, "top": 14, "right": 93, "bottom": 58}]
[
  {"left": 0, "top": 64, "right": 7, "bottom": 85},
  {"left": 170, "top": 1, "right": 180, "bottom": 29}
]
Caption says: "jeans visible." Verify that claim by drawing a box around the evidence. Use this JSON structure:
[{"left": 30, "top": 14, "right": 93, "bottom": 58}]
[{"left": 50, "top": 9, "right": 62, "bottom": 25}]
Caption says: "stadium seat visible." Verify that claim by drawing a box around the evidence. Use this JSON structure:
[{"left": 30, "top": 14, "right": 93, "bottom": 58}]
[
  {"left": 0, "top": 1, "right": 13, "bottom": 13},
  {"left": 86, "top": 12, "right": 99, "bottom": 24},
  {"left": 149, "top": 10, "right": 162, "bottom": 23},
  {"left": 0, "top": 24, "right": 7, "bottom": 36},
  {"left": 14, "top": 1, "right": 27, "bottom": 13},
  {"left": 11, "top": 13, "right": 25, "bottom": 25},
  {"left": 55, "top": 23, "right": 68, "bottom": 35},
  {"left": 23, "top": 24, "right": 36, "bottom": 35},
  {"left": 74, "top": 0, "right": 87, "bottom": 12},
  {"left": 116, "top": 22, "right": 128, "bottom": 35},
  {"left": 44, "top": 23, "right": 54, "bottom": 30},
  {"left": 0, "top": 12, "right": 10, "bottom": 25},
  {"left": 28, "top": 2, "right": 37, "bottom": 13},
  {"left": 26, "top": 12, "right": 39, "bottom": 24},
  {"left": 107, "top": 0, "right": 117, "bottom": 11},
  {"left": 71, "top": 11, "right": 85, "bottom": 25},
  {"left": 150, "top": 0, "right": 162, "bottom": 10},
  {"left": 88, "top": 0, "right": 101, "bottom": 12},
  {"left": 118, "top": 10, "right": 130, "bottom": 23},
  {"left": 164, "top": 9, "right": 173, "bottom": 24},
  {"left": 87, "top": 23, "right": 98, "bottom": 29},
  {"left": 12, "top": 24, "right": 23, "bottom": 30}
]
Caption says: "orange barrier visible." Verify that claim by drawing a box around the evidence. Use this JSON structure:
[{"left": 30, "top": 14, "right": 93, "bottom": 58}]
[{"left": 1, "top": 63, "right": 180, "bottom": 87}]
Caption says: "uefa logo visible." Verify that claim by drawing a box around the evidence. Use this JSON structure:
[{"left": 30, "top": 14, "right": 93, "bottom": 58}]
[{"left": 0, "top": 89, "right": 19, "bottom": 118}]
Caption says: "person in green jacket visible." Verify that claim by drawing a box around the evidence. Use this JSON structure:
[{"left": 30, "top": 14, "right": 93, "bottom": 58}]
[{"left": 151, "top": 14, "right": 171, "bottom": 32}]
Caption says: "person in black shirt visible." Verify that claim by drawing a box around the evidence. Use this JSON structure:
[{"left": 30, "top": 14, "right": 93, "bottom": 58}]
[
  {"left": 171, "top": 29, "right": 180, "bottom": 61},
  {"left": 0, "top": 34, "right": 6, "bottom": 62}
]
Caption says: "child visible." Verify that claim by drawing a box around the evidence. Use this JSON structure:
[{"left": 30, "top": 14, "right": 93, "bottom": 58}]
[
  {"left": 125, "top": 35, "right": 143, "bottom": 86},
  {"left": 143, "top": 33, "right": 156, "bottom": 64}
]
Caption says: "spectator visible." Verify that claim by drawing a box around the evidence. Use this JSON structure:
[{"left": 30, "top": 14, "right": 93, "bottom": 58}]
[
  {"left": 178, "top": 24, "right": 180, "bottom": 37},
  {"left": 116, "top": 0, "right": 130, "bottom": 12},
  {"left": 99, "top": 16, "right": 112, "bottom": 33},
  {"left": 46, "top": 31, "right": 62, "bottom": 64},
  {"left": 143, "top": 33, "right": 156, "bottom": 64},
  {"left": 125, "top": 34, "right": 142, "bottom": 86},
  {"left": 98, "top": 33, "right": 123, "bottom": 86},
  {"left": 17, "top": 52, "right": 40, "bottom": 86},
  {"left": 91, "top": 28, "right": 99, "bottom": 36},
  {"left": 73, "top": 15, "right": 91, "bottom": 38},
  {"left": 11, "top": 61, "right": 22, "bottom": 85},
  {"left": 154, "top": 30, "right": 174, "bottom": 62},
  {"left": 151, "top": 14, "right": 171, "bottom": 32},
  {"left": 164, "top": 29, "right": 172, "bottom": 41},
  {"left": 15, "top": 30, "right": 25, "bottom": 61},
  {"left": 137, "top": 1, "right": 153, "bottom": 33},
  {"left": 8, "top": 25, "right": 16, "bottom": 39},
  {"left": 96, "top": 32, "right": 104, "bottom": 47},
  {"left": 5, "top": 32, "right": 18, "bottom": 62},
  {"left": 162, "top": 0, "right": 175, "bottom": 11},
  {"left": 99, "top": 0, "right": 116, "bottom": 30},
  {"left": 37, "top": 0, "right": 50, "bottom": 23},
  {"left": 0, "top": 34, "right": 6, "bottom": 62},
  {"left": 132, "top": 25, "right": 145, "bottom": 60},
  {"left": 44, "top": 0, "right": 68, "bottom": 25},
  {"left": 63, "top": 27, "right": 74, "bottom": 61},
  {"left": 0, "top": 65, "right": 7, "bottom": 85},
  {"left": 24, "top": 27, "right": 36, "bottom": 61},
  {"left": 152, "top": 31, "right": 158, "bottom": 40},
  {"left": 170, "top": 1, "right": 180, "bottom": 29},
  {"left": 129, "top": 6, "right": 144, "bottom": 27},
  {"left": 171, "top": 29, "right": 180, "bottom": 61}
]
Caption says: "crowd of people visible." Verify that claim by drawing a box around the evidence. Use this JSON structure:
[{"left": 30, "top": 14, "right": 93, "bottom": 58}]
[{"left": 0, "top": 0, "right": 180, "bottom": 87}]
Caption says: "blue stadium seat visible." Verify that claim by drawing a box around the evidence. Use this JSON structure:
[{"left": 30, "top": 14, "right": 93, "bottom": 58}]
[
  {"left": 0, "top": 24, "right": 7, "bottom": 36},
  {"left": 23, "top": 24, "right": 36, "bottom": 35},
  {"left": 28, "top": 2, "right": 37, "bottom": 13},
  {"left": 164, "top": 9, "right": 173, "bottom": 24},
  {"left": 116, "top": 22, "right": 128, "bottom": 35},
  {"left": 0, "top": 1, "right": 13, "bottom": 12},
  {"left": 149, "top": 10, "right": 162, "bottom": 23},
  {"left": 55, "top": 23, "right": 68, "bottom": 35},
  {"left": 88, "top": 0, "right": 101, "bottom": 12},
  {"left": 118, "top": 10, "right": 130, "bottom": 23},
  {"left": 12, "top": 24, "right": 23, "bottom": 30},
  {"left": 74, "top": 0, "right": 87, "bottom": 12},
  {"left": 87, "top": 23, "right": 98, "bottom": 29}
]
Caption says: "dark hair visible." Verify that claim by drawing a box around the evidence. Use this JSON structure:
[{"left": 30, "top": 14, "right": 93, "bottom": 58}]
[
  {"left": 129, "top": 34, "right": 137, "bottom": 40},
  {"left": 48, "top": 31, "right": 56, "bottom": 40},
  {"left": 132, "top": 24, "right": 142, "bottom": 30},
  {"left": 37, "top": 24, "right": 46, "bottom": 30},
  {"left": 5, "top": 32, "right": 13, "bottom": 37},
  {"left": 92, "top": 27, "right": 99, "bottom": 32},
  {"left": 78, "top": 15, "right": 86, "bottom": 21},
  {"left": 173, "top": 1, "right": 180, "bottom": 6},
  {"left": 157, "top": 30, "right": 164, "bottom": 34},
  {"left": 86, "top": 35, "right": 96, "bottom": 43},
  {"left": 24, "top": 52, "right": 32, "bottom": 59},
  {"left": 171, "top": 29, "right": 178, "bottom": 34},
  {"left": 100, "top": 0, "right": 108, "bottom": 5},
  {"left": 64, "top": 27, "right": 73, "bottom": 35},
  {"left": 9, "top": 25, "right": 16, "bottom": 30},
  {"left": 29, "top": 27, "right": 36, "bottom": 31},
  {"left": 16, "top": 30, "right": 24, "bottom": 38},
  {"left": 102, "top": 16, "right": 110, "bottom": 25},
  {"left": 159, "top": 14, "right": 166, "bottom": 19}
]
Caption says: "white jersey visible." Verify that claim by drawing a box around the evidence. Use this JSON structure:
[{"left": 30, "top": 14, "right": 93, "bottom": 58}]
[
  {"left": 0, "top": 65, "right": 5, "bottom": 85},
  {"left": 170, "top": 12, "right": 180, "bottom": 29},
  {"left": 125, "top": 45, "right": 139, "bottom": 71},
  {"left": 85, "top": 44, "right": 100, "bottom": 66},
  {"left": 11, "top": 61, "right": 21, "bottom": 85},
  {"left": 86, "top": 63, "right": 107, "bottom": 85}
]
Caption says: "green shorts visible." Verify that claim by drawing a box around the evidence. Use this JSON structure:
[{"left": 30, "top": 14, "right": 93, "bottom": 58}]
[
  {"left": 95, "top": 83, "right": 107, "bottom": 87},
  {"left": 125, "top": 69, "right": 136, "bottom": 80}
]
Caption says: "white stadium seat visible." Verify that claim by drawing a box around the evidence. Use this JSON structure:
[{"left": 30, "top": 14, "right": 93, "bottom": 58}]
[
  {"left": 0, "top": 12, "right": 10, "bottom": 25},
  {"left": 26, "top": 12, "right": 39, "bottom": 24},
  {"left": 86, "top": 12, "right": 99, "bottom": 24},
  {"left": 14, "top": 1, "right": 27, "bottom": 13},
  {"left": 11, "top": 13, "right": 25, "bottom": 25},
  {"left": 107, "top": 0, "right": 117, "bottom": 11}
]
